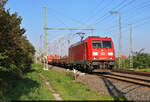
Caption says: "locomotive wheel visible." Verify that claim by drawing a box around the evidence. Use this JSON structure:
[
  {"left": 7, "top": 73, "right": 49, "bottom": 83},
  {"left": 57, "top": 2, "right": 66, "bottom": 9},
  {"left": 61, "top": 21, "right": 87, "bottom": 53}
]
[
  {"left": 88, "top": 69, "right": 92, "bottom": 74},
  {"left": 83, "top": 64, "right": 87, "bottom": 73},
  {"left": 87, "top": 65, "right": 93, "bottom": 74},
  {"left": 109, "top": 65, "right": 114, "bottom": 70}
]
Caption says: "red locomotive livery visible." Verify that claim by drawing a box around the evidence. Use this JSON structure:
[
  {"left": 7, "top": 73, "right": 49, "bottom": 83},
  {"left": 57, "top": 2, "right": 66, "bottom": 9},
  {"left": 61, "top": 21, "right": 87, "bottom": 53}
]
[
  {"left": 69, "top": 36, "right": 115, "bottom": 71},
  {"left": 47, "top": 54, "right": 53, "bottom": 64},
  {"left": 47, "top": 36, "right": 115, "bottom": 72},
  {"left": 51, "top": 55, "right": 60, "bottom": 64}
]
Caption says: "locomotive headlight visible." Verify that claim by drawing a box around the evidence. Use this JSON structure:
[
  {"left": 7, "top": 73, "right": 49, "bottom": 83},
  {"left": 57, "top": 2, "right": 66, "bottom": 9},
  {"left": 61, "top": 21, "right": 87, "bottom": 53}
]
[
  {"left": 93, "top": 52, "right": 98, "bottom": 56},
  {"left": 108, "top": 52, "right": 113, "bottom": 56}
]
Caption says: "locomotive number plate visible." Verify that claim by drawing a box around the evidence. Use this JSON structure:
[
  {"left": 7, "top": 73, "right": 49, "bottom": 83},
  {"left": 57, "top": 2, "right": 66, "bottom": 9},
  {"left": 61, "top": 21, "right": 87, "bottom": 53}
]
[{"left": 101, "top": 52, "right": 105, "bottom": 55}]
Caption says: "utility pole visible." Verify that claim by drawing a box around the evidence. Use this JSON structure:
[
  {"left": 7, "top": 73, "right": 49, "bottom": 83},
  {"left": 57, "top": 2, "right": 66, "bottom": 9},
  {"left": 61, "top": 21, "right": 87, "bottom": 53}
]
[
  {"left": 59, "top": 39, "right": 61, "bottom": 57},
  {"left": 129, "top": 24, "right": 133, "bottom": 69},
  {"left": 40, "top": 34, "right": 42, "bottom": 57},
  {"left": 44, "top": 6, "right": 47, "bottom": 57},
  {"left": 91, "top": 29, "right": 94, "bottom": 36},
  {"left": 119, "top": 12, "right": 122, "bottom": 69},
  {"left": 44, "top": 5, "right": 48, "bottom": 70},
  {"left": 109, "top": 11, "right": 122, "bottom": 69}
]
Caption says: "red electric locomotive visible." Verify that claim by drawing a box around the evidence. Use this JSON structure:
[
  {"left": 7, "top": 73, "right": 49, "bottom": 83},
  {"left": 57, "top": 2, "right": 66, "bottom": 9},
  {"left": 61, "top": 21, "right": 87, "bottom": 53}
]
[{"left": 69, "top": 36, "right": 115, "bottom": 72}]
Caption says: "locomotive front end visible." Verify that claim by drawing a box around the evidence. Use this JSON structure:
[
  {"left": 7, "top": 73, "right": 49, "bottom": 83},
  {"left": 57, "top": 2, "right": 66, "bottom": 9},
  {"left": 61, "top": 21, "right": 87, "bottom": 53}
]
[{"left": 89, "top": 37, "right": 115, "bottom": 69}]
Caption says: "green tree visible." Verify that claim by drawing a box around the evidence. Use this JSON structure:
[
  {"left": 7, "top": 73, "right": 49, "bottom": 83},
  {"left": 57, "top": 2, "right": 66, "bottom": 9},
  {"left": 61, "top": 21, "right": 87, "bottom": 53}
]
[
  {"left": 133, "top": 49, "right": 150, "bottom": 68},
  {"left": 0, "top": 0, "right": 7, "bottom": 7},
  {"left": 0, "top": 1, "right": 35, "bottom": 74},
  {"left": 0, "top": 0, "right": 35, "bottom": 98},
  {"left": 115, "top": 49, "right": 150, "bottom": 69},
  {"left": 115, "top": 58, "right": 130, "bottom": 69}
]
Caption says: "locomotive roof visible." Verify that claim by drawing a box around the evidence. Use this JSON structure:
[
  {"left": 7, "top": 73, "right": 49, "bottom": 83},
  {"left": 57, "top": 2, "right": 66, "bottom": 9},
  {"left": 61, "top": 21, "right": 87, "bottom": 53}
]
[
  {"left": 87, "top": 36, "right": 101, "bottom": 38},
  {"left": 70, "top": 36, "right": 111, "bottom": 47},
  {"left": 87, "top": 36, "right": 110, "bottom": 38}
]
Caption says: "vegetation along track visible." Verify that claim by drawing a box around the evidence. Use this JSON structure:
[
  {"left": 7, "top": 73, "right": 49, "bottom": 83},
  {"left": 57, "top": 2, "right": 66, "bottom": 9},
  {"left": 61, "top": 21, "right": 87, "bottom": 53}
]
[{"left": 92, "top": 69, "right": 150, "bottom": 88}]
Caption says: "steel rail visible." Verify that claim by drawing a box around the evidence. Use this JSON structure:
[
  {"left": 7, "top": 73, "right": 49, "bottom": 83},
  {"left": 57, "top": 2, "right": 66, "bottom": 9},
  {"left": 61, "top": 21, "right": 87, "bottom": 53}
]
[
  {"left": 101, "top": 75, "right": 150, "bottom": 87},
  {"left": 112, "top": 69, "right": 150, "bottom": 77},
  {"left": 106, "top": 73, "right": 150, "bottom": 82},
  {"left": 94, "top": 72, "right": 150, "bottom": 88}
]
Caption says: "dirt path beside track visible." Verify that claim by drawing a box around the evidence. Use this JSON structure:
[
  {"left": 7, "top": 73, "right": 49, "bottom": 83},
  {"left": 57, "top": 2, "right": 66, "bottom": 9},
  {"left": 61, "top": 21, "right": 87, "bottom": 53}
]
[{"left": 39, "top": 73, "right": 63, "bottom": 101}]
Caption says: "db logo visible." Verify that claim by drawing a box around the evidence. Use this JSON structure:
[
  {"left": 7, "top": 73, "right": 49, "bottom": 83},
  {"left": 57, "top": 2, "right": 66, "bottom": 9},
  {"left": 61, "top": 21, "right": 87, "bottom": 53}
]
[{"left": 101, "top": 52, "right": 105, "bottom": 55}]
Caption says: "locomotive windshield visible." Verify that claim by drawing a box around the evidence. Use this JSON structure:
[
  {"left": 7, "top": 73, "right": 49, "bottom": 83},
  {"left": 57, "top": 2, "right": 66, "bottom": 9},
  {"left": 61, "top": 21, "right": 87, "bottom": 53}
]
[
  {"left": 102, "top": 41, "right": 112, "bottom": 48},
  {"left": 92, "top": 40, "right": 102, "bottom": 48},
  {"left": 92, "top": 40, "right": 112, "bottom": 48}
]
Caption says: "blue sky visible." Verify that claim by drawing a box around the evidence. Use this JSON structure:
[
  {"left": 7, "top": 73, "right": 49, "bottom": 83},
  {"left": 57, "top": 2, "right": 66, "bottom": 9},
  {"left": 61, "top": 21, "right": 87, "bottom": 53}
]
[{"left": 5, "top": 0, "right": 150, "bottom": 56}]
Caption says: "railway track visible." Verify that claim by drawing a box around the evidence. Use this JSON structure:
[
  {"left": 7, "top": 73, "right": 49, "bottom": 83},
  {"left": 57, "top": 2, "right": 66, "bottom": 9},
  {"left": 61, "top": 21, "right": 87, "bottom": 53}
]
[
  {"left": 93, "top": 70, "right": 150, "bottom": 88},
  {"left": 49, "top": 64, "right": 150, "bottom": 87},
  {"left": 112, "top": 69, "right": 150, "bottom": 77}
]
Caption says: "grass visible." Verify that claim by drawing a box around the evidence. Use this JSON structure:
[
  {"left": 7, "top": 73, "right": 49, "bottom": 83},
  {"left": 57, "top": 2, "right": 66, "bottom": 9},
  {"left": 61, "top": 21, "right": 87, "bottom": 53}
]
[
  {"left": 127, "top": 67, "right": 150, "bottom": 72},
  {"left": 2, "top": 64, "right": 55, "bottom": 101},
  {"left": 134, "top": 68, "right": 150, "bottom": 72},
  {"left": 35, "top": 64, "right": 114, "bottom": 100}
]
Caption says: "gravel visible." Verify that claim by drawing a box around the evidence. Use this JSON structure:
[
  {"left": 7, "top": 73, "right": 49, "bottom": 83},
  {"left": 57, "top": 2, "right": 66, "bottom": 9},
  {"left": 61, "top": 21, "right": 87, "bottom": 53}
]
[{"left": 48, "top": 65, "right": 150, "bottom": 101}]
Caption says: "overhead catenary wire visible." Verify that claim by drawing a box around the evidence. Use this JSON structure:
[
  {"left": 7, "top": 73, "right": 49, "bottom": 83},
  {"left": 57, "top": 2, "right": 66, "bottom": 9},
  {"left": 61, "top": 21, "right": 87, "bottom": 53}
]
[
  {"left": 80, "top": 0, "right": 105, "bottom": 22},
  {"left": 83, "top": 0, "right": 111, "bottom": 25},
  {"left": 123, "top": 17, "right": 150, "bottom": 33},
  {"left": 117, "top": 0, "right": 150, "bottom": 23},
  {"left": 86, "top": 0, "right": 128, "bottom": 27},
  {"left": 89, "top": 0, "right": 137, "bottom": 26},
  {"left": 111, "top": 15, "right": 150, "bottom": 33},
  {"left": 46, "top": 7, "right": 95, "bottom": 41},
  {"left": 45, "top": 7, "right": 92, "bottom": 56},
  {"left": 119, "top": 18, "right": 150, "bottom": 41},
  {"left": 99, "top": 0, "right": 150, "bottom": 33},
  {"left": 117, "top": 0, "right": 136, "bottom": 11},
  {"left": 107, "top": 16, "right": 150, "bottom": 40},
  {"left": 49, "top": 11, "right": 69, "bottom": 28},
  {"left": 47, "top": 7, "right": 88, "bottom": 26},
  {"left": 106, "top": 18, "right": 150, "bottom": 58}
]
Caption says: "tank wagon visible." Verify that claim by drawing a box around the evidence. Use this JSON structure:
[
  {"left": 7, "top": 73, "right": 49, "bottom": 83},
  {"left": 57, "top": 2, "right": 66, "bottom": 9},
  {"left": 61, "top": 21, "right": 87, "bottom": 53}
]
[{"left": 48, "top": 36, "right": 115, "bottom": 72}]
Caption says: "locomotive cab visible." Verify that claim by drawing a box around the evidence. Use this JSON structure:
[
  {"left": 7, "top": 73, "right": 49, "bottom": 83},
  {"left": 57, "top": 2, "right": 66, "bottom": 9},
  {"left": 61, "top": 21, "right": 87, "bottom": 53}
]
[
  {"left": 92, "top": 40, "right": 114, "bottom": 60},
  {"left": 89, "top": 37, "right": 115, "bottom": 69}
]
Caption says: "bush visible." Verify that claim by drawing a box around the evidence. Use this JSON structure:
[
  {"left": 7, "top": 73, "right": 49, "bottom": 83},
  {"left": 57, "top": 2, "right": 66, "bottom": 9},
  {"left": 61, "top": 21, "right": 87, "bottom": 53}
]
[
  {"left": 115, "top": 49, "right": 150, "bottom": 69},
  {"left": 115, "top": 58, "right": 130, "bottom": 69},
  {"left": 133, "top": 49, "right": 150, "bottom": 68}
]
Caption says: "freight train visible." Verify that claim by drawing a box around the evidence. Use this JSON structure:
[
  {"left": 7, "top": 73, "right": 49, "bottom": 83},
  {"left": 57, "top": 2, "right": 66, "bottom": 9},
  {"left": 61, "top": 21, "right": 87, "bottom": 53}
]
[{"left": 47, "top": 36, "right": 115, "bottom": 72}]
